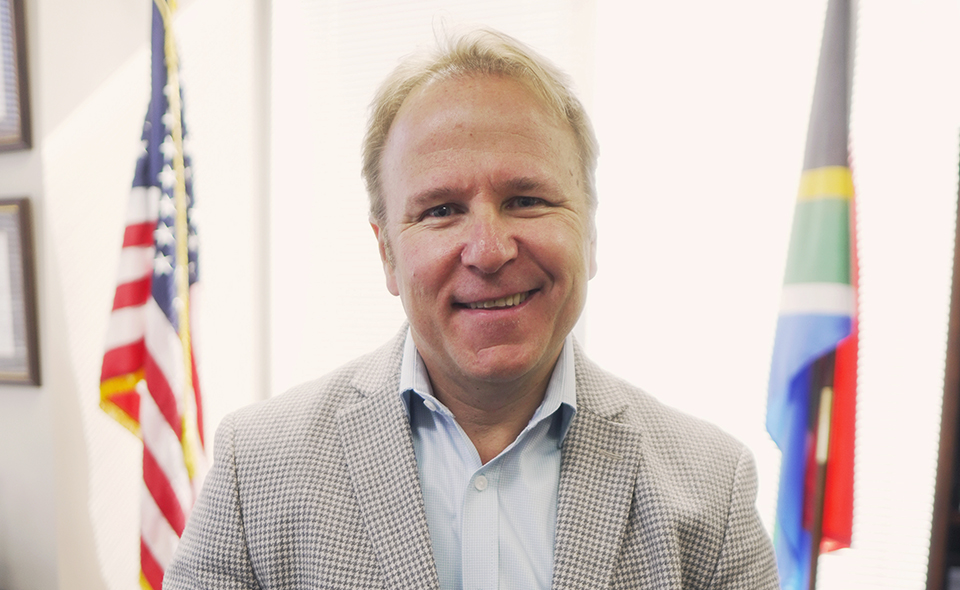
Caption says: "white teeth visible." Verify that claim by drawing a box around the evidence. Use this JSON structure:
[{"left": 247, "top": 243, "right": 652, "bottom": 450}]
[{"left": 467, "top": 291, "right": 528, "bottom": 310}]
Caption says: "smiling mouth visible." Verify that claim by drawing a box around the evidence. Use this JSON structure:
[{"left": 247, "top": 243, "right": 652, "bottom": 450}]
[{"left": 463, "top": 291, "right": 532, "bottom": 310}]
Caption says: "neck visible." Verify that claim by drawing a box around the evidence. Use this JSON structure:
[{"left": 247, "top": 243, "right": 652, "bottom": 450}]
[{"left": 426, "top": 363, "right": 557, "bottom": 464}]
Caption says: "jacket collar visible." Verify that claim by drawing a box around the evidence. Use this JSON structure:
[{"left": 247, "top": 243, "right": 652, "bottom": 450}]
[
  {"left": 550, "top": 342, "right": 646, "bottom": 589},
  {"left": 338, "top": 325, "right": 441, "bottom": 590}
]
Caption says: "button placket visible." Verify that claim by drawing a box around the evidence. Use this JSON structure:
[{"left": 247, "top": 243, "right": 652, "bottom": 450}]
[{"left": 462, "top": 466, "right": 500, "bottom": 590}]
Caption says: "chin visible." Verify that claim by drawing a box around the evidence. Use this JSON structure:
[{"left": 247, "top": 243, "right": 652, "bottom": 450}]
[{"left": 460, "top": 344, "right": 555, "bottom": 382}]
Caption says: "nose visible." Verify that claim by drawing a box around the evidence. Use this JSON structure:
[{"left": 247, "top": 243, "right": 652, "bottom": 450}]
[{"left": 460, "top": 208, "right": 517, "bottom": 274}]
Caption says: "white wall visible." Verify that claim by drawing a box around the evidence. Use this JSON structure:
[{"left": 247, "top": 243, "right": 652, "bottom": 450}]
[
  {"left": 0, "top": 0, "right": 83, "bottom": 587},
  {"left": 0, "top": 0, "right": 268, "bottom": 588},
  {"left": 587, "top": 1, "right": 827, "bottom": 532}
]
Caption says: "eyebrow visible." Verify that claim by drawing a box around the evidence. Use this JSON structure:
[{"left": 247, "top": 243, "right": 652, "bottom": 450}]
[
  {"left": 408, "top": 186, "right": 463, "bottom": 210},
  {"left": 406, "top": 176, "right": 555, "bottom": 210},
  {"left": 503, "top": 177, "right": 548, "bottom": 195}
]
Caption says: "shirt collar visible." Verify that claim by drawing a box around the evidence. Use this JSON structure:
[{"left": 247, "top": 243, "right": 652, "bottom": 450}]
[{"left": 399, "top": 328, "right": 578, "bottom": 442}]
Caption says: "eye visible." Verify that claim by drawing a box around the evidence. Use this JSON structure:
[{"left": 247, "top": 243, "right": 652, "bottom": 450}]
[
  {"left": 424, "top": 204, "right": 456, "bottom": 218},
  {"left": 510, "top": 196, "right": 546, "bottom": 209}
]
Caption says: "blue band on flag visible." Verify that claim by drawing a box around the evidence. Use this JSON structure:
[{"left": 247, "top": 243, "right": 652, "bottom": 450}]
[
  {"left": 767, "top": 313, "right": 851, "bottom": 442},
  {"left": 767, "top": 312, "right": 851, "bottom": 590}
]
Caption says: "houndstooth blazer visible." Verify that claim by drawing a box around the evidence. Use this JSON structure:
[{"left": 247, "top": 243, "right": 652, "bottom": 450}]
[{"left": 164, "top": 328, "right": 779, "bottom": 589}]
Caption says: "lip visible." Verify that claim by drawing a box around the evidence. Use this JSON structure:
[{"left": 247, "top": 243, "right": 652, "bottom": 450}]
[{"left": 454, "top": 289, "right": 537, "bottom": 310}]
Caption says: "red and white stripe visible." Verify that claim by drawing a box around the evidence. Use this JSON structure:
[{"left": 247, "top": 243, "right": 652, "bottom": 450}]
[{"left": 101, "top": 184, "right": 206, "bottom": 590}]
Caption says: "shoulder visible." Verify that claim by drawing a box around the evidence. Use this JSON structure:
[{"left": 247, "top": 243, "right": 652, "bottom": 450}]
[
  {"left": 218, "top": 328, "right": 406, "bottom": 453},
  {"left": 573, "top": 344, "right": 748, "bottom": 485},
  {"left": 571, "top": 348, "right": 778, "bottom": 587}
]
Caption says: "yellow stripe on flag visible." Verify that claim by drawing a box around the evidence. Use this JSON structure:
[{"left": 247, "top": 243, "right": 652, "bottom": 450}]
[
  {"left": 797, "top": 166, "right": 854, "bottom": 200},
  {"left": 100, "top": 370, "right": 146, "bottom": 399},
  {"left": 99, "top": 370, "right": 146, "bottom": 437},
  {"left": 99, "top": 400, "right": 142, "bottom": 438}
]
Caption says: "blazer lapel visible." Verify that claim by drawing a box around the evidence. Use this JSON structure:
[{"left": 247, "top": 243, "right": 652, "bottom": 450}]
[
  {"left": 338, "top": 377, "right": 441, "bottom": 590},
  {"left": 551, "top": 408, "right": 643, "bottom": 590}
]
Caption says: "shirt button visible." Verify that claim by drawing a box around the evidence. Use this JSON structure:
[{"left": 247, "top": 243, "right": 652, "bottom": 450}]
[
  {"left": 474, "top": 475, "right": 488, "bottom": 491},
  {"left": 423, "top": 399, "right": 437, "bottom": 412}
]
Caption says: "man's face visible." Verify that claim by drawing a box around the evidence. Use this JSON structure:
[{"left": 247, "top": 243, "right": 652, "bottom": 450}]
[{"left": 373, "top": 74, "right": 597, "bottom": 393}]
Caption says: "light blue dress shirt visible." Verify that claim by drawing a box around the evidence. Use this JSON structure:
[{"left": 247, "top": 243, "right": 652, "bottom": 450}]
[{"left": 399, "top": 330, "right": 577, "bottom": 590}]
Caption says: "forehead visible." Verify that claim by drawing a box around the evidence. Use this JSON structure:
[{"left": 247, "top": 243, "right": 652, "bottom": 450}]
[
  {"left": 380, "top": 74, "right": 581, "bottom": 208},
  {"left": 398, "top": 72, "right": 556, "bottom": 121}
]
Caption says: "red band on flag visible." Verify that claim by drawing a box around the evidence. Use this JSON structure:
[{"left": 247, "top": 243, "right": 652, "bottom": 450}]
[
  {"left": 103, "top": 390, "right": 140, "bottom": 423},
  {"left": 101, "top": 339, "right": 146, "bottom": 381},
  {"left": 144, "top": 353, "right": 183, "bottom": 440},
  {"left": 143, "top": 446, "right": 186, "bottom": 536},
  {"left": 140, "top": 538, "right": 164, "bottom": 590},
  {"left": 190, "top": 347, "right": 204, "bottom": 446},
  {"left": 822, "top": 329, "right": 856, "bottom": 551},
  {"left": 112, "top": 279, "right": 151, "bottom": 310},
  {"left": 124, "top": 222, "right": 156, "bottom": 248}
]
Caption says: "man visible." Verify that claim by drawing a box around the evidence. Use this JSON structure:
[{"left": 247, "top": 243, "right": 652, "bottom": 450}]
[{"left": 165, "top": 29, "right": 778, "bottom": 589}]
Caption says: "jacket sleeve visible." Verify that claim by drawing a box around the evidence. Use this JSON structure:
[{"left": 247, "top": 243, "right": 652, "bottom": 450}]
[
  {"left": 709, "top": 447, "right": 780, "bottom": 589},
  {"left": 164, "top": 415, "right": 261, "bottom": 590}
]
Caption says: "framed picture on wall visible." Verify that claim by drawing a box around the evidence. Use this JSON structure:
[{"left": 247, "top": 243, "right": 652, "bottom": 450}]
[
  {"left": 0, "top": 199, "right": 39, "bottom": 385},
  {"left": 0, "top": 0, "right": 30, "bottom": 151}
]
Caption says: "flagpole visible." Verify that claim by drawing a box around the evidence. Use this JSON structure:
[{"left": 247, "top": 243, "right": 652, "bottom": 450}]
[{"left": 808, "top": 352, "right": 836, "bottom": 590}]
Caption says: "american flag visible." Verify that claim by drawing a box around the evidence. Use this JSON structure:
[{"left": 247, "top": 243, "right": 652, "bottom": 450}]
[{"left": 99, "top": 2, "right": 206, "bottom": 588}]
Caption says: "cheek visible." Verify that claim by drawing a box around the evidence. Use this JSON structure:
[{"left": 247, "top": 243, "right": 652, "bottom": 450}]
[
  {"left": 539, "top": 221, "right": 593, "bottom": 272},
  {"left": 393, "top": 236, "right": 454, "bottom": 297}
]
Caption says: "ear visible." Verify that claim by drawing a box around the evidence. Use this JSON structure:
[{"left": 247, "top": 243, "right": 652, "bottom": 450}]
[
  {"left": 371, "top": 220, "right": 400, "bottom": 296},
  {"left": 588, "top": 220, "right": 598, "bottom": 279}
]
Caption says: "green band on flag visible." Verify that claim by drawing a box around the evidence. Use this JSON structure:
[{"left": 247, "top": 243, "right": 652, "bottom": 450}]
[{"left": 784, "top": 198, "right": 851, "bottom": 285}]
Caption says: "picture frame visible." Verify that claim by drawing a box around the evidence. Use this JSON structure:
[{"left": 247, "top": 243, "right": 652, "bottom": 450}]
[
  {"left": 0, "top": 198, "right": 38, "bottom": 384},
  {"left": 0, "top": 0, "right": 30, "bottom": 151}
]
